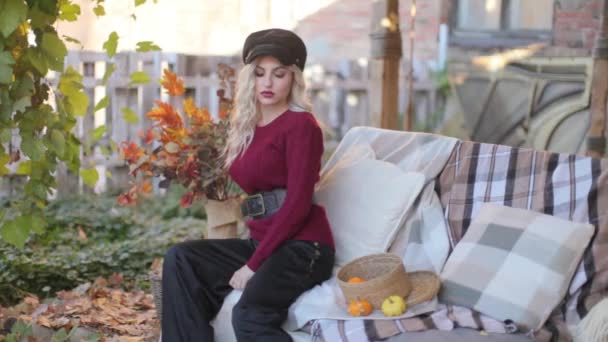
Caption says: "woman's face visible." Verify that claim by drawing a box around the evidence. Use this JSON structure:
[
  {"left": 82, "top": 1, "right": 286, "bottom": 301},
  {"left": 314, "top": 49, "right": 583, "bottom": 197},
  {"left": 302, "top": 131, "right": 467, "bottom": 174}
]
[{"left": 254, "top": 56, "right": 293, "bottom": 108}]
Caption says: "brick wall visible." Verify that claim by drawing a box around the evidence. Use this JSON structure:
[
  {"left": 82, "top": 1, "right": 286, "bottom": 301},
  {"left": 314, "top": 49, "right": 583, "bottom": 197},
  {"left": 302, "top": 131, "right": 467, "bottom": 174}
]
[
  {"left": 553, "top": 0, "right": 602, "bottom": 51},
  {"left": 294, "top": 0, "right": 441, "bottom": 63},
  {"left": 446, "top": 0, "right": 604, "bottom": 58},
  {"left": 404, "top": 0, "right": 441, "bottom": 62}
]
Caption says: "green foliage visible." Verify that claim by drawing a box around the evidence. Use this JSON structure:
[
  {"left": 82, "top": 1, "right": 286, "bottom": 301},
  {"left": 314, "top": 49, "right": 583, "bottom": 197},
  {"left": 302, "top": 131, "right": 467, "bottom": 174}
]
[
  {"left": 42, "top": 32, "right": 68, "bottom": 71},
  {"left": 5, "top": 320, "right": 33, "bottom": 341},
  {"left": 92, "top": 4, "right": 105, "bottom": 16},
  {"left": 44, "top": 194, "right": 137, "bottom": 237},
  {"left": 431, "top": 67, "right": 451, "bottom": 98},
  {"left": 0, "top": 188, "right": 207, "bottom": 306},
  {"left": 1, "top": 219, "right": 29, "bottom": 248},
  {"left": 121, "top": 107, "right": 139, "bottom": 123},
  {"left": 0, "top": 0, "right": 78, "bottom": 248},
  {"left": 128, "top": 70, "right": 151, "bottom": 85},
  {"left": 90, "top": 125, "right": 107, "bottom": 143},
  {"left": 58, "top": 66, "right": 89, "bottom": 115},
  {"left": 0, "top": 51, "right": 16, "bottom": 84},
  {"left": 0, "top": 0, "right": 28, "bottom": 38},
  {"left": 61, "top": 35, "right": 80, "bottom": 44},
  {"left": 93, "top": 95, "right": 109, "bottom": 112},
  {"left": 79, "top": 168, "right": 99, "bottom": 188},
  {"left": 4, "top": 320, "right": 88, "bottom": 342},
  {"left": 424, "top": 68, "right": 452, "bottom": 132},
  {"left": 0, "top": 0, "right": 159, "bottom": 248},
  {"left": 58, "top": 0, "right": 81, "bottom": 22},
  {"left": 102, "top": 31, "right": 118, "bottom": 57},
  {"left": 135, "top": 41, "right": 161, "bottom": 52},
  {"left": 101, "top": 63, "right": 115, "bottom": 85},
  {"left": 140, "top": 184, "right": 208, "bottom": 220}
]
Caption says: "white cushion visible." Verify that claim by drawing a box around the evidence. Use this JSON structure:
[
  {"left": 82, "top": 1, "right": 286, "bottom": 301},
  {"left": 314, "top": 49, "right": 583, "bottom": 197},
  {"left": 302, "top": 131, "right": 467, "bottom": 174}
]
[{"left": 314, "top": 154, "right": 425, "bottom": 267}]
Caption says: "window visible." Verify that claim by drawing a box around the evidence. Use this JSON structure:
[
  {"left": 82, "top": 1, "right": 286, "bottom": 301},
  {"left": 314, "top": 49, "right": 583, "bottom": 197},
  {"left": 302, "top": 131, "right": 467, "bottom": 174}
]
[
  {"left": 452, "top": 0, "right": 553, "bottom": 47},
  {"left": 458, "top": 0, "right": 501, "bottom": 30},
  {"left": 507, "top": 0, "right": 553, "bottom": 30}
]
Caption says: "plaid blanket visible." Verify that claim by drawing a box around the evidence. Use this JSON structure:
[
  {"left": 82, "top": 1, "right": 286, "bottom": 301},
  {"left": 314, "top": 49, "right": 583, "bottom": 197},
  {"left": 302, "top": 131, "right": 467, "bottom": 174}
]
[
  {"left": 437, "top": 140, "right": 608, "bottom": 341},
  {"left": 306, "top": 304, "right": 518, "bottom": 341},
  {"left": 297, "top": 135, "right": 607, "bottom": 342},
  {"left": 304, "top": 139, "right": 607, "bottom": 342}
]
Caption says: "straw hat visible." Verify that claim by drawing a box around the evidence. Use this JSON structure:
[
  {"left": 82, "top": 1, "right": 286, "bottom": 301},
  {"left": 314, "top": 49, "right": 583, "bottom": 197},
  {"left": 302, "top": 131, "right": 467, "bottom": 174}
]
[{"left": 337, "top": 253, "right": 440, "bottom": 308}]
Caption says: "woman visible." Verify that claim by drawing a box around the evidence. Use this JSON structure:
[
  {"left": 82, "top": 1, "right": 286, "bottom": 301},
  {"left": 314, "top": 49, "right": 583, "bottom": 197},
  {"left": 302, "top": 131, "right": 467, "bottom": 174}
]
[{"left": 161, "top": 28, "right": 336, "bottom": 341}]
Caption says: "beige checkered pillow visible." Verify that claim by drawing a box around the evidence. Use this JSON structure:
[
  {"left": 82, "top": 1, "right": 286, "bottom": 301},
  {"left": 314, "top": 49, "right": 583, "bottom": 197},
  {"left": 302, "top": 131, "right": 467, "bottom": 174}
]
[{"left": 439, "top": 203, "right": 594, "bottom": 331}]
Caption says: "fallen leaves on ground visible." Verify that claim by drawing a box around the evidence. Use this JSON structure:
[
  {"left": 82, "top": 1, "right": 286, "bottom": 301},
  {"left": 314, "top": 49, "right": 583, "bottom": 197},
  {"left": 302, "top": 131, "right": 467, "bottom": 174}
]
[{"left": 0, "top": 273, "right": 160, "bottom": 341}]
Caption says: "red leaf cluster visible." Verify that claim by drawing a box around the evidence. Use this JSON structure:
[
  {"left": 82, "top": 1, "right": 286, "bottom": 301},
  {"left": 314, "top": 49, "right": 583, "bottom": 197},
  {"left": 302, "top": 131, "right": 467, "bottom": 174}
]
[{"left": 117, "top": 68, "right": 239, "bottom": 208}]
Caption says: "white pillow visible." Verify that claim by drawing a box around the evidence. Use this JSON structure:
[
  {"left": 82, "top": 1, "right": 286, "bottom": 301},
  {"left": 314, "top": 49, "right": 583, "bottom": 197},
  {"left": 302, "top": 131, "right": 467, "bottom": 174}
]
[{"left": 314, "top": 157, "right": 425, "bottom": 266}]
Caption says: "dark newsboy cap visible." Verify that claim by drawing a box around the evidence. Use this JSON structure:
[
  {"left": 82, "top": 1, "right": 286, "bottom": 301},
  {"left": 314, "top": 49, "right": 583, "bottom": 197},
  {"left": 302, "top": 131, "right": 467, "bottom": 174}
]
[{"left": 242, "top": 28, "right": 307, "bottom": 71}]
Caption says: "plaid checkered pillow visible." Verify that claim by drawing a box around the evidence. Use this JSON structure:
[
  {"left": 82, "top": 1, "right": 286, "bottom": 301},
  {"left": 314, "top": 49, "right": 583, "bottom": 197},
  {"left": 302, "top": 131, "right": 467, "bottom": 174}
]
[{"left": 439, "top": 202, "right": 594, "bottom": 331}]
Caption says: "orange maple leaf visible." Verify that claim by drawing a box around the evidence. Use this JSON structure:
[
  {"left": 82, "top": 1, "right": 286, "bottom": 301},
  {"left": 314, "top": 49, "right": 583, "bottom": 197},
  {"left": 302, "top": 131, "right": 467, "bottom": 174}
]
[
  {"left": 117, "top": 184, "right": 138, "bottom": 206},
  {"left": 117, "top": 193, "right": 135, "bottom": 206},
  {"left": 161, "top": 69, "right": 185, "bottom": 96},
  {"left": 146, "top": 101, "right": 183, "bottom": 130},
  {"left": 184, "top": 97, "right": 212, "bottom": 126},
  {"left": 120, "top": 141, "right": 144, "bottom": 164},
  {"left": 143, "top": 128, "right": 156, "bottom": 145},
  {"left": 140, "top": 178, "right": 153, "bottom": 193},
  {"left": 163, "top": 127, "right": 188, "bottom": 141},
  {"left": 191, "top": 107, "right": 212, "bottom": 127},
  {"left": 183, "top": 97, "right": 198, "bottom": 117},
  {"left": 219, "top": 108, "right": 230, "bottom": 120},
  {"left": 137, "top": 128, "right": 157, "bottom": 145}
]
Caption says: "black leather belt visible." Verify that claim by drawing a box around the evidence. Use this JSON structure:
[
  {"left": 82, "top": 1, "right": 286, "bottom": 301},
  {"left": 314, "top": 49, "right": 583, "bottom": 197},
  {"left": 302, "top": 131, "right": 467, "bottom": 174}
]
[{"left": 240, "top": 188, "right": 287, "bottom": 219}]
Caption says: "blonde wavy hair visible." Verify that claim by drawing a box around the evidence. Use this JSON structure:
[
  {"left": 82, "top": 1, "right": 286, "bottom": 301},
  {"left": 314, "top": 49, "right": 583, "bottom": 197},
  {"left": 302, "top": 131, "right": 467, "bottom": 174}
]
[{"left": 222, "top": 60, "right": 316, "bottom": 170}]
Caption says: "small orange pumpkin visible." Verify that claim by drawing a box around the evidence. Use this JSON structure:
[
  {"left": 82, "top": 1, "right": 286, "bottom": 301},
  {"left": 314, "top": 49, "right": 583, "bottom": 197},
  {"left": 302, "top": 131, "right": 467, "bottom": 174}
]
[
  {"left": 347, "top": 277, "right": 365, "bottom": 283},
  {"left": 348, "top": 298, "right": 373, "bottom": 316}
]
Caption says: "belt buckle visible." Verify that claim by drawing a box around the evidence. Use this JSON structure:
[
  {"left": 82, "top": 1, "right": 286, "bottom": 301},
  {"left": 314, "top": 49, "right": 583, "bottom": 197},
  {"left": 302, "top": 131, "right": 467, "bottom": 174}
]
[{"left": 246, "top": 193, "right": 266, "bottom": 217}]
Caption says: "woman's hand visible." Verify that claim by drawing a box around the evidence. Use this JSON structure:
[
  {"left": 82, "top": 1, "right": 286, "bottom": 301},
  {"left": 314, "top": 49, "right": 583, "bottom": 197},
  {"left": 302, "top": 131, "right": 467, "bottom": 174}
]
[{"left": 229, "top": 265, "right": 254, "bottom": 290}]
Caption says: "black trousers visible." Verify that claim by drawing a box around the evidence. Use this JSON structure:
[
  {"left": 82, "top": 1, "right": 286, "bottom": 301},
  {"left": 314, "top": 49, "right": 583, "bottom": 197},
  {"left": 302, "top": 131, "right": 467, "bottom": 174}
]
[{"left": 161, "top": 238, "right": 335, "bottom": 342}]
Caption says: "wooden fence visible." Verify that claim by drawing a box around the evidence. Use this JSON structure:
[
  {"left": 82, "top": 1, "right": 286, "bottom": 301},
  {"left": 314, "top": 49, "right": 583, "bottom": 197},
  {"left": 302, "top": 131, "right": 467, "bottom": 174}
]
[{"left": 1, "top": 51, "right": 443, "bottom": 196}]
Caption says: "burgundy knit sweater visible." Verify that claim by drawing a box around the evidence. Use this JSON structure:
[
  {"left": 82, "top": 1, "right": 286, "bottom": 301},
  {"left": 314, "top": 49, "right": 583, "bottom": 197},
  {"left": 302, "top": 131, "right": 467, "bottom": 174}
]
[{"left": 228, "top": 109, "right": 335, "bottom": 271}]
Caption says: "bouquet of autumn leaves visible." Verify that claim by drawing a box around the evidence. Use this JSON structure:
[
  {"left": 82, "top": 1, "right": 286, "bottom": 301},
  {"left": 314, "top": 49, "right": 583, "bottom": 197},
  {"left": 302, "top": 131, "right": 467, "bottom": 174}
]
[{"left": 117, "top": 69, "right": 239, "bottom": 208}]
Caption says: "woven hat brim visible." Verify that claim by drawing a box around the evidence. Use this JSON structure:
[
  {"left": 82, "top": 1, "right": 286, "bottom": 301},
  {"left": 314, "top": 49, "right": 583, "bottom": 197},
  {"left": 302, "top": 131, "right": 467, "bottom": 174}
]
[{"left": 406, "top": 271, "right": 441, "bottom": 307}]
